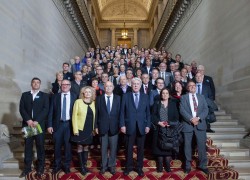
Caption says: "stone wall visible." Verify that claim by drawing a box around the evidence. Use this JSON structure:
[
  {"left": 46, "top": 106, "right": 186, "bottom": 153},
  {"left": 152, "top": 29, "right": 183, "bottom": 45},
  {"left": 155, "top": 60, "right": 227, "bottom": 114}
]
[
  {"left": 0, "top": 0, "right": 85, "bottom": 128},
  {"left": 167, "top": 0, "right": 250, "bottom": 130},
  {"left": 138, "top": 29, "right": 150, "bottom": 49}
]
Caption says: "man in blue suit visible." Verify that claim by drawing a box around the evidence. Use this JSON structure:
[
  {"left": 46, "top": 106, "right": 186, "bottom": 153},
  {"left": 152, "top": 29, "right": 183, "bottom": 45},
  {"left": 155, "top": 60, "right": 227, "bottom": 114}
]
[
  {"left": 180, "top": 80, "right": 209, "bottom": 175},
  {"left": 47, "top": 79, "right": 77, "bottom": 174},
  {"left": 95, "top": 81, "right": 121, "bottom": 175},
  {"left": 120, "top": 77, "right": 151, "bottom": 177}
]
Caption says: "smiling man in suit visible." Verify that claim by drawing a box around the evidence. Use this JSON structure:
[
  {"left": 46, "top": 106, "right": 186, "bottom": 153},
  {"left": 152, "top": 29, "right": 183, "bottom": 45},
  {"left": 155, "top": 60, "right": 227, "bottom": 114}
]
[
  {"left": 95, "top": 81, "right": 121, "bottom": 175},
  {"left": 180, "top": 80, "right": 209, "bottom": 175},
  {"left": 19, "top": 77, "right": 49, "bottom": 178},
  {"left": 120, "top": 77, "right": 151, "bottom": 177},
  {"left": 47, "top": 79, "right": 77, "bottom": 174}
]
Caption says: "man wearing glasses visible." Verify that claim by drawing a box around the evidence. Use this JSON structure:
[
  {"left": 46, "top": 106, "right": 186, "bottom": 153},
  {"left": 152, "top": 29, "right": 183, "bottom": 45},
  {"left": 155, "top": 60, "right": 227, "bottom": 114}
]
[
  {"left": 71, "top": 71, "right": 87, "bottom": 97},
  {"left": 47, "top": 80, "right": 77, "bottom": 174}
]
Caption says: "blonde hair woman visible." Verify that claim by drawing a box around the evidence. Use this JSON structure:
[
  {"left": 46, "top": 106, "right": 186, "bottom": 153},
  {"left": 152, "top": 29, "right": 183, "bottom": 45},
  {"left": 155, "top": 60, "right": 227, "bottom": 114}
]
[{"left": 71, "top": 86, "right": 96, "bottom": 175}]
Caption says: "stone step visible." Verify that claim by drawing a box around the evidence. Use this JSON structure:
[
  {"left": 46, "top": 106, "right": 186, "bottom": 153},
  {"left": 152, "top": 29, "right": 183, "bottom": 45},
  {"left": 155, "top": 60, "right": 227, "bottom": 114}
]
[
  {"left": 227, "top": 156, "right": 250, "bottom": 168},
  {"left": 0, "top": 168, "right": 24, "bottom": 180},
  {"left": 207, "top": 131, "right": 246, "bottom": 140},
  {"left": 216, "top": 115, "right": 232, "bottom": 120},
  {"left": 214, "top": 110, "right": 226, "bottom": 115},
  {"left": 212, "top": 119, "right": 239, "bottom": 126},
  {"left": 219, "top": 147, "right": 249, "bottom": 157},
  {"left": 211, "top": 125, "right": 246, "bottom": 132},
  {"left": 213, "top": 139, "right": 241, "bottom": 148},
  {"left": 233, "top": 167, "right": 250, "bottom": 180}
]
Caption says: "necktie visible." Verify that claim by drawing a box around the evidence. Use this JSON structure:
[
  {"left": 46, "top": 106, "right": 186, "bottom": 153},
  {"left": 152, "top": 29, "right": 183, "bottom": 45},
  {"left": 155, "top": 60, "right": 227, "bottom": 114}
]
[
  {"left": 134, "top": 93, "right": 139, "bottom": 109},
  {"left": 161, "top": 72, "right": 165, "bottom": 80},
  {"left": 62, "top": 94, "right": 67, "bottom": 121},
  {"left": 197, "top": 84, "right": 201, "bottom": 94},
  {"left": 192, "top": 94, "right": 198, "bottom": 112},
  {"left": 107, "top": 96, "right": 111, "bottom": 114},
  {"left": 145, "top": 85, "right": 148, "bottom": 94}
]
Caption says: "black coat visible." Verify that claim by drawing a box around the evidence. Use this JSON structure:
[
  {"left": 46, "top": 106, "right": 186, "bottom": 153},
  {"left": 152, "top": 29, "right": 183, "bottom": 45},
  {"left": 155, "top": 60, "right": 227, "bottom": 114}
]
[
  {"left": 151, "top": 99, "right": 180, "bottom": 156},
  {"left": 95, "top": 95, "right": 121, "bottom": 136},
  {"left": 113, "top": 85, "right": 132, "bottom": 97},
  {"left": 19, "top": 91, "right": 49, "bottom": 130}
]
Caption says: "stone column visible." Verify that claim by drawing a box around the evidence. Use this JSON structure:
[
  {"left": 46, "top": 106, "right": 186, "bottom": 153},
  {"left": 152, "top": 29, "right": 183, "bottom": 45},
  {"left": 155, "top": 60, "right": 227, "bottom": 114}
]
[
  {"left": 111, "top": 28, "right": 116, "bottom": 47},
  {"left": 158, "top": 1, "right": 163, "bottom": 21},
  {"left": 87, "top": 0, "right": 92, "bottom": 18},
  {"left": 154, "top": 14, "right": 158, "bottom": 32},
  {"left": 92, "top": 16, "right": 95, "bottom": 30},
  {"left": 96, "top": 28, "right": 100, "bottom": 42},
  {"left": 133, "top": 28, "right": 138, "bottom": 46}
]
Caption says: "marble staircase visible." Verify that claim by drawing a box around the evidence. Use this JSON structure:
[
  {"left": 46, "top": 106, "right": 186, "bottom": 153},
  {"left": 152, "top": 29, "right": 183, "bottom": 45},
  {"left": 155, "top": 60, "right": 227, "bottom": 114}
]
[{"left": 0, "top": 109, "right": 250, "bottom": 179}]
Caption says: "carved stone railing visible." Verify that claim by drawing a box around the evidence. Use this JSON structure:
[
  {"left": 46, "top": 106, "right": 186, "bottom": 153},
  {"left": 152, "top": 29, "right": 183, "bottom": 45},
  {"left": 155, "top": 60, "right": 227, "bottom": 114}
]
[
  {"left": 52, "top": 0, "right": 99, "bottom": 51},
  {"left": 150, "top": 0, "right": 202, "bottom": 49}
]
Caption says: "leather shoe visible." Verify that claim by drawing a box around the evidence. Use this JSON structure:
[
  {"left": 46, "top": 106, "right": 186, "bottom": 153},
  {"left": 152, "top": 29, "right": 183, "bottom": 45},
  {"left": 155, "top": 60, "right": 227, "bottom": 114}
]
[
  {"left": 206, "top": 129, "right": 215, "bottom": 133},
  {"left": 136, "top": 169, "right": 144, "bottom": 177},
  {"left": 123, "top": 169, "right": 131, "bottom": 176},
  {"left": 19, "top": 170, "right": 31, "bottom": 178},
  {"left": 99, "top": 168, "right": 106, "bottom": 174},
  {"left": 52, "top": 168, "right": 61, "bottom": 174},
  {"left": 63, "top": 168, "right": 70, "bottom": 174},
  {"left": 109, "top": 167, "right": 116, "bottom": 175},
  {"left": 184, "top": 168, "right": 191, "bottom": 174},
  {"left": 199, "top": 168, "right": 209, "bottom": 175}
]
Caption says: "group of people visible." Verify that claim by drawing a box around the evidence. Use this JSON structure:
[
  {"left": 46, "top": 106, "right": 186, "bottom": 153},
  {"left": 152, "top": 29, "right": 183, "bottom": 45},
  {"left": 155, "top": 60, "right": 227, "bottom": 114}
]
[{"left": 19, "top": 44, "right": 216, "bottom": 178}]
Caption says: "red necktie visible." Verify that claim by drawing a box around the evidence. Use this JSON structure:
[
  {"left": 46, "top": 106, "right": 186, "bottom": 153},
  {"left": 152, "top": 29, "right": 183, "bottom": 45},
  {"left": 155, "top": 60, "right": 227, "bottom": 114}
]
[{"left": 192, "top": 94, "right": 198, "bottom": 112}]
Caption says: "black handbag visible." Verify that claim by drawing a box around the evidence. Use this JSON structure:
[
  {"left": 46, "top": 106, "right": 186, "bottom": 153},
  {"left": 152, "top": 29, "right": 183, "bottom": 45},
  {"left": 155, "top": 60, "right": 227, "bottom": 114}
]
[{"left": 157, "top": 127, "right": 173, "bottom": 150}]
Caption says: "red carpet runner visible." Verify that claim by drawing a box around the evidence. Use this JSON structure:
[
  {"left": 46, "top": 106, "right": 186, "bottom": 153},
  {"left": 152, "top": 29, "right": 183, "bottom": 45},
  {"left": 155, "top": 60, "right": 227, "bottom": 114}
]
[{"left": 26, "top": 138, "right": 238, "bottom": 180}]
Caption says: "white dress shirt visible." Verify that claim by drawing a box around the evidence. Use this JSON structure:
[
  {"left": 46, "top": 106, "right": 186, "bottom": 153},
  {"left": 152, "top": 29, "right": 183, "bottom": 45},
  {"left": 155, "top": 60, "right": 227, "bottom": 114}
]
[
  {"left": 105, "top": 93, "right": 113, "bottom": 112},
  {"left": 189, "top": 93, "right": 198, "bottom": 118},
  {"left": 61, "top": 92, "right": 71, "bottom": 120}
]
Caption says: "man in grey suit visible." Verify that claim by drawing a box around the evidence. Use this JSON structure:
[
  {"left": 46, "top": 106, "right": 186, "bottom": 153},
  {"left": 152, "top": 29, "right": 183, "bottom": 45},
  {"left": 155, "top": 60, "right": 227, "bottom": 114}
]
[
  {"left": 180, "top": 80, "right": 209, "bottom": 175},
  {"left": 159, "top": 62, "right": 172, "bottom": 88}
]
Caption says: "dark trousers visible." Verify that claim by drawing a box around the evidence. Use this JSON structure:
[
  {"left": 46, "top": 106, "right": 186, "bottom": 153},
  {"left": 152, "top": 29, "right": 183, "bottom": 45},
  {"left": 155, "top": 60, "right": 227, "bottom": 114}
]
[
  {"left": 24, "top": 132, "right": 45, "bottom": 172},
  {"left": 125, "top": 124, "right": 145, "bottom": 170},
  {"left": 53, "top": 121, "right": 72, "bottom": 169}
]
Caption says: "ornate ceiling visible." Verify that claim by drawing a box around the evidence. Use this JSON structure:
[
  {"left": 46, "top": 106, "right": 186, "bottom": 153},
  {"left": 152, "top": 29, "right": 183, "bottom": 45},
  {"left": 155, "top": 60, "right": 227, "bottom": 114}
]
[{"left": 96, "top": 0, "right": 154, "bottom": 21}]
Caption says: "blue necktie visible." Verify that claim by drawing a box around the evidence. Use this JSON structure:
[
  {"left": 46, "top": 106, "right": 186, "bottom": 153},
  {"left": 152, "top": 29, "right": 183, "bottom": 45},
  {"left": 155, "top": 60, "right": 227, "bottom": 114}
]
[
  {"left": 197, "top": 84, "right": 201, "bottom": 94},
  {"left": 135, "top": 93, "right": 139, "bottom": 109},
  {"left": 62, "top": 94, "right": 67, "bottom": 121},
  {"left": 107, "top": 96, "right": 111, "bottom": 114}
]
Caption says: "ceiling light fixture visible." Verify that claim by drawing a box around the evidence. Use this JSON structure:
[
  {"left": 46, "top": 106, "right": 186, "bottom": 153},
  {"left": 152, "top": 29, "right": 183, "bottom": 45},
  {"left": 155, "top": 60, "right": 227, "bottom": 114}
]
[{"left": 121, "top": 0, "right": 128, "bottom": 39}]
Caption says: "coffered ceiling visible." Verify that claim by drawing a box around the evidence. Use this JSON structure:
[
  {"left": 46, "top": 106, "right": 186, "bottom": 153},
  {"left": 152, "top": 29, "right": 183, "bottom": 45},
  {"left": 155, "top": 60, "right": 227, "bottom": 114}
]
[{"left": 95, "top": 0, "right": 156, "bottom": 22}]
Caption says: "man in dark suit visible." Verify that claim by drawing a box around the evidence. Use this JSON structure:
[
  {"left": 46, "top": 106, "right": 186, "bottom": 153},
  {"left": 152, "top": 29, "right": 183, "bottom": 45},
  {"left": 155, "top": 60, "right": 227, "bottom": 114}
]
[
  {"left": 19, "top": 77, "right": 49, "bottom": 178},
  {"left": 140, "top": 73, "right": 153, "bottom": 95},
  {"left": 62, "top": 62, "right": 74, "bottom": 81},
  {"left": 113, "top": 76, "right": 132, "bottom": 97},
  {"left": 197, "top": 65, "right": 215, "bottom": 100},
  {"left": 149, "top": 77, "right": 165, "bottom": 106},
  {"left": 95, "top": 81, "right": 121, "bottom": 175},
  {"left": 195, "top": 72, "right": 215, "bottom": 133},
  {"left": 159, "top": 62, "right": 172, "bottom": 88},
  {"left": 120, "top": 77, "right": 151, "bottom": 177},
  {"left": 47, "top": 79, "right": 77, "bottom": 174},
  {"left": 142, "top": 58, "right": 153, "bottom": 77},
  {"left": 180, "top": 80, "right": 209, "bottom": 175},
  {"left": 71, "top": 71, "right": 87, "bottom": 97}
]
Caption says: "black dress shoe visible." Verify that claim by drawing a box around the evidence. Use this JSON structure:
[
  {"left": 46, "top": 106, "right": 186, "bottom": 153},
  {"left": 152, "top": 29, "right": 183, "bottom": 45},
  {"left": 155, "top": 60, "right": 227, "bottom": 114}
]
[
  {"left": 99, "top": 168, "right": 106, "bottom": 174},
  {"left": 19, "top": 170, "right": 31, "bottom": 178},
  {"left": 206, "top": 129, "right": 215, "bottom": 133},
  {"left": 52, "top": 168, "right": 61, "bottom": 174},
  {"left": 109, "top": 167, "right": 116, "bottom": 175},
  {"left": 63, "top": 168, "right": 70, "bottom": 174},
  {"left": 184, "top": 169, "right": 191, "bottom": 174},
  {"left": 123, "top": 169, "right": 131, "bottom": 176},
  {"left": 199, "top": 168, "right": 209, "bottom": 175},
  {"left": 136, "top": 169, "right": 144, "bottom": 177}
]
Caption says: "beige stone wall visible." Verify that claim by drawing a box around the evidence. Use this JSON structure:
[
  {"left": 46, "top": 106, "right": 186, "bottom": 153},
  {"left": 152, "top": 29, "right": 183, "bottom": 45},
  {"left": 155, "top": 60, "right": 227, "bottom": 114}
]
[
  {"left": 167, "top": 0, "right": 250, "bottom": 130},
  {"left": 138, "top": 29, "right": 150, "bottom": 49},
  {"left": 0, "top": 1, "right": 84, "bottom": 127},
  {"left": 99, "top": 29, "right": 111, "bottom": 48}
]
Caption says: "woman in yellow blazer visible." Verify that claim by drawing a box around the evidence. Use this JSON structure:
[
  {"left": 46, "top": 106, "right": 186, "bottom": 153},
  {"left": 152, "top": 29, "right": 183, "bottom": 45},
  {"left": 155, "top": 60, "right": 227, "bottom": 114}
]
[{"left": 71, "top": 86, "right": 96, "bottom": 175}]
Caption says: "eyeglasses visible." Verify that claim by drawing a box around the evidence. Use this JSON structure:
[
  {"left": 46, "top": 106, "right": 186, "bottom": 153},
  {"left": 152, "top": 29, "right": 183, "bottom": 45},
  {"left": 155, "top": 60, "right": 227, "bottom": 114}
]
[{"left": 61, "top": 84, "right": 70, "bottom": 86}]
